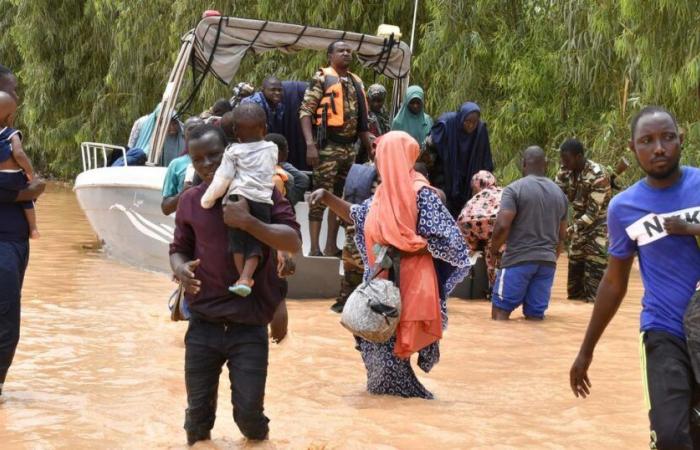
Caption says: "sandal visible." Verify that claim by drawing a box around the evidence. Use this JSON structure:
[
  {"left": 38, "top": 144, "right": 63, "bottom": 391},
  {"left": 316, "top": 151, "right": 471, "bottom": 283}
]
[{"left": 229, "top": 279, "right": 254, "bottom": 297}]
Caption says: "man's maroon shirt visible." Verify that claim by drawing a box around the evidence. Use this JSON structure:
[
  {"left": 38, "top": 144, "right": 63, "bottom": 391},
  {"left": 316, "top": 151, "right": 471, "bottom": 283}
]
[{"left": 170, "top": 184, "right": 300, "bottom": 325}]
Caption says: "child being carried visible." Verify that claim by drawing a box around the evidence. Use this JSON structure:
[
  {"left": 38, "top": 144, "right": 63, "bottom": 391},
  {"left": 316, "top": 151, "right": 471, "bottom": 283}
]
[
  {"left": 0, "top": 92, "right": 39, "bottom": 239},
  {"left": 200, "top": 103, "right": 277, "bottom": 297}
]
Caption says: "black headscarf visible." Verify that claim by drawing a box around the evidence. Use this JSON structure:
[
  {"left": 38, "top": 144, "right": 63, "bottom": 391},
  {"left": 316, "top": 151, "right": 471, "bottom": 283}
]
[{"left": 431, "top": 102, "right": 494, "bottom": 217}]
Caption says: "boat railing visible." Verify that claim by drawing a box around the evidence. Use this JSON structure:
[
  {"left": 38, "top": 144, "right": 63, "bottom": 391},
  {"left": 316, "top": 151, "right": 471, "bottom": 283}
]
[{"left": 80, "top": 142, "right": 127, "bottom": 172}]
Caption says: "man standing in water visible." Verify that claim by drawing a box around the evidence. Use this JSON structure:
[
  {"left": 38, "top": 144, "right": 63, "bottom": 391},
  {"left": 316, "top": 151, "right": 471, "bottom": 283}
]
[
  {"left": 570, "top": 107, "right": 700, "bottom": 448},
  {"left": 170, "top": 124, "right": 301, "bottom": 444},
  {"left": 299, "top": 40, "right": 372, "bottom": 256},
  {"left": 0, "top": 64, "right": 47, "bottom": 399},
  {"left": 556, "top": 139, "right": 612, "bottom": 302},
  {"left": 490, "top": 146, "right": 568, "bottom": 320}
]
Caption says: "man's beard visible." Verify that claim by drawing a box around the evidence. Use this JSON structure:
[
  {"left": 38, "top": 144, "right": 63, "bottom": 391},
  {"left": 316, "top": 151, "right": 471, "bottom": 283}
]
[{"left": 647, "top": 159, "right": 680, "bottom": 180}]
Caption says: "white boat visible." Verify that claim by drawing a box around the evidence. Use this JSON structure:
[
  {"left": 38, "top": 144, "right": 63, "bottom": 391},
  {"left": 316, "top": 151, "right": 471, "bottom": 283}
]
[
  {"left": 74, "top": 16, "right": 412, "bottom": 298},
  {"left": 74, "top": 142, "right": 348, "bottom": 297},
  {"left": 73, "top": 15, "right": 485, "bottom": 298}
]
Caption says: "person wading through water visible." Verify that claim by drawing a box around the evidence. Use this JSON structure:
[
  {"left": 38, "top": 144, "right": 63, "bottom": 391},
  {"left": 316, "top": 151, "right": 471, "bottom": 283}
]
[
  {"left": 555, "top": 138, "right": 612, "bottom": 303},
  {"left": 0, "top": 64, "right": 47, "bottom": 399},
  {"left": 299, "top": 40, "right": 372, "bottom": 257},
  {"left": 170, "top": 124, "right": 300, "bottom": 444},
  {"left": 570, "top": 107, "right": 700, "bottom": 449}
]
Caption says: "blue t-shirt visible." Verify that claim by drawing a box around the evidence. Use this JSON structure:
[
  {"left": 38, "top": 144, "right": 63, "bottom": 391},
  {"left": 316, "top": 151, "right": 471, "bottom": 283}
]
[
  {"left": 162, "top": 154, "right": 191, "bottom": 198},
  {"left": 608, "top": 166, "right": 700, "bottom": 339}
]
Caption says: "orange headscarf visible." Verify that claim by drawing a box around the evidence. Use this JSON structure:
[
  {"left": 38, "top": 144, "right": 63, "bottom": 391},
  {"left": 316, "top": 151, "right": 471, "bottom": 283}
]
[{"left": 364, "top": 131, "right": 442, "bottom": 358}]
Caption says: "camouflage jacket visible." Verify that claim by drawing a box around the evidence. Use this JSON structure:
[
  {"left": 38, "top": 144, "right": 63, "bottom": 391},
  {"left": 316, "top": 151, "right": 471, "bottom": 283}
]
[
  {"left": 556, "top": 159, "right": 612, "bottom": 235},
  {"left": 299, "top": 68, "right": 366, "bottom": 140},
  {"left": 368, "top": 109, "right": 391, "bottom": 137}
]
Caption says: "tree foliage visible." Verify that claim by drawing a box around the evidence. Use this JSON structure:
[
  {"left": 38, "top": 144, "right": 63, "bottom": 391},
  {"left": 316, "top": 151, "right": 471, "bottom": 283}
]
[{"left": 0, "top": 0, "right": 698, "bottom": 182}]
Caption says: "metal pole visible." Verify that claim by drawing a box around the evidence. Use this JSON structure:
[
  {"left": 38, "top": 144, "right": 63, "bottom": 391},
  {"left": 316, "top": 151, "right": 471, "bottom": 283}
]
[
  {"left": 405, "top": 0, "right": 419, "bottom": 94},
  {"left": 409, "top": 0, "right": 419, "bottom": 52}
]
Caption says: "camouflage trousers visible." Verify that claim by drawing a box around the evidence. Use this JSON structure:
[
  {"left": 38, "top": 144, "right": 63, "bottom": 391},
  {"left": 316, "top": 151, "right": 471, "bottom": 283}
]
[
  {"left": 568, "top": 229, "right": 608, "bottom": 302},
  {"left": 309, "top": 141, "right": 356, "bottom": 221},
  {"left": 337, "top": 223, "right": 365, "bottom": 304}
]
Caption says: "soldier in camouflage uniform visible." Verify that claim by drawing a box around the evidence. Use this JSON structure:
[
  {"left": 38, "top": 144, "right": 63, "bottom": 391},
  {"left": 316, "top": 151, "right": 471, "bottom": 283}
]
[
  {"left": 299, "top": 41, "right": 372, "bottom": 257},
  {"left": 556, "top": 139, "right": 613, "bottom": 302}
]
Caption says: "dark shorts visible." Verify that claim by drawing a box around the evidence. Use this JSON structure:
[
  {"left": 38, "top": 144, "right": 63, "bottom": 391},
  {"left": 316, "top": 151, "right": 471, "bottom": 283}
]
[
  {"left": 0, "top": 171, "right": 32, "bottom": 210},
  {"left": 227, "top": 195, "right": 271, "bottom": 259}
]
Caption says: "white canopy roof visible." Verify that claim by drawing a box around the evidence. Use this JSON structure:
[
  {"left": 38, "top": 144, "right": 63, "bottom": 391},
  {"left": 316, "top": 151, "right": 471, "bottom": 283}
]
[
  {"left": 148, "top": 16, "right": 411, "bottom": 165},
  {"left": 191, "top": 16, "right": 412, "bottom": 82}
]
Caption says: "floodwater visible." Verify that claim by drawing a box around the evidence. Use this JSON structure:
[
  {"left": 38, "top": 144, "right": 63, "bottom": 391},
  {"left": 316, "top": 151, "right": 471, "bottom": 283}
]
[{"left": 0, "top": 184, "right": 649, "bottom": 449}]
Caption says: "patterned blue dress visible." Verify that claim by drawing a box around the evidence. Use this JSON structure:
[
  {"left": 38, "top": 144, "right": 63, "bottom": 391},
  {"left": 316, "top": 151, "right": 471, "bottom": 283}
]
[{"left": 349, "top": 187, "right": 470, "bottom": 399}]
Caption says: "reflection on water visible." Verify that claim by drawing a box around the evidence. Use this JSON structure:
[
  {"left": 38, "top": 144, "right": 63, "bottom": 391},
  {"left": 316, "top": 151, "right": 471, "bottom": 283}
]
[{"left": 0, "top": 184, "right": 647, "bottom": 449}]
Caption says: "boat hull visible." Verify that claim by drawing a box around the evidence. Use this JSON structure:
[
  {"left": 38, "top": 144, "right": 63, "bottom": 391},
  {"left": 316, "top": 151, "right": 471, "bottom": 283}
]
[
  {"left": 74, "top": 167, "right": 344, "bottom": 298},
  {"left": 74, "top": 167, "right": 485, "bottom": 299}
]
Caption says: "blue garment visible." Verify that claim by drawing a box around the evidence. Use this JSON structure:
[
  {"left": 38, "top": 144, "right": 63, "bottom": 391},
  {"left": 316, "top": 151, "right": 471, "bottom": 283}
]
[
  {"left": 162, "top": 154, "right": 191, "bottom": 197},
  {"left": 132, "top": 106, "right": 160, "bottom": 153},
  {"left": 0, "top": 173, "right": 29, "bottom": 241},
  {"left": 491, "top": 262, "right": 556, "bottom": 318},
  {"left": 241, "top": 92, "right": 284, "bottom": 136},
  {"left": 111, "top": 148, "right": 148, "bottom": 167},
  {"left": 430, "top": 102, "right": 494, "bottom": 216},
  {"left": 608, "top": 167, "right": 700, "bottom": 340},
  {"left": 343, "top": 163, "right": 377, "bottom": 204},
  {"left": 0, "top": 240, "right": 29, "bottom": 384},
  {"left": 349, "top": 187, "right": 470, "bottom": 399},
  {"left": 281, "top": 81, "right": 309, "bottom": 171},
  {"left": 0, "top": 127, "right": 21, "bottom": 163},
  {"left": 0, "top": 172, "right": 32, "bottom": 210}
]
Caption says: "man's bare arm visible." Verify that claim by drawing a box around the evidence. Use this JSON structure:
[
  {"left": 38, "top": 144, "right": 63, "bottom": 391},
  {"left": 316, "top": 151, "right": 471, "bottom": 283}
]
[
  {"left": 491, "top": 209, "right": 516, "bottom": 252},
  {"left": 570, "top": 255, "right": 634, "bottom": 398}
]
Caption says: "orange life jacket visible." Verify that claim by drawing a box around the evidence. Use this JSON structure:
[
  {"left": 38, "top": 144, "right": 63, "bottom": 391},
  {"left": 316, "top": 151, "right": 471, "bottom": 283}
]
[{"left": 315, "top": 67, "right": 367, "bottom": 128}]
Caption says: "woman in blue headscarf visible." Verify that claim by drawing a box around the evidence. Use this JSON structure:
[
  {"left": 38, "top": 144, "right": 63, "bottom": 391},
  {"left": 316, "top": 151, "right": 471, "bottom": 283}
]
[{"left": 428, "top": 102, "right": 493, "bottom": 217}]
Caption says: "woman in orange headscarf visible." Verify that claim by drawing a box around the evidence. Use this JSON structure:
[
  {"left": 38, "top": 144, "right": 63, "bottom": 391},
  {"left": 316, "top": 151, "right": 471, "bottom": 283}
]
[{"left": 310, "top": 131, "right": 470, "bottom": 399}]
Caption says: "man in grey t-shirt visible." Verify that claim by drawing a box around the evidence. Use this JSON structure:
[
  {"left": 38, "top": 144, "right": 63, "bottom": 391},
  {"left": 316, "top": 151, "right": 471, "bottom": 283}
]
[{"left": 490, "top": 146, "right": 568, "bottom": 320}]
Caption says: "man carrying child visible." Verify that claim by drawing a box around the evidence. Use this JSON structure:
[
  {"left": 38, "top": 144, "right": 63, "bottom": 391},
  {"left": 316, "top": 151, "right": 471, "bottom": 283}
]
[{"left": 170, "top": 123, "right": 301, "bottom": 444}]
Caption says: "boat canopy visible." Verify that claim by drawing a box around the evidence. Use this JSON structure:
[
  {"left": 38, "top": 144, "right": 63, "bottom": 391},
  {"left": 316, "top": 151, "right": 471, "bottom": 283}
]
[
  {"left": 193, "top": 16, "right": 412, "bottom": 83},
  {"left": 148, "top": 16, "right": 412, "bottom": 165}
]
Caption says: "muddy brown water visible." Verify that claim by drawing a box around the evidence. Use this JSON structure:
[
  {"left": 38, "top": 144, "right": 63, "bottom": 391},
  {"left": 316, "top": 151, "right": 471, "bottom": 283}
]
[{"left": 0, "top": 184, "right": 648, "bottom": 449}]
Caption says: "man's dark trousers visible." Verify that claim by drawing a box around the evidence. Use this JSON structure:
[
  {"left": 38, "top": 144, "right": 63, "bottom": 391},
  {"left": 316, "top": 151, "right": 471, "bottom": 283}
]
[
  {"left": 184, "top": 316, "right": 269, "bottom": 442},
  {"left": 0, "top": 240, "right": 29, "bottom": 389}
]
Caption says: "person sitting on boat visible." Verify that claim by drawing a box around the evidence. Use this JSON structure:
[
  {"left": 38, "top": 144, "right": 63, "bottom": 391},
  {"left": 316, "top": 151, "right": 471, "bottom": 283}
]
[
  {"left": 0, "top": 92, "right": 40, "bottom": 239},
  {"left": 242, "top": 76, "right": 284, "bottom": 136},
  {"left": 128, "top": 105, "right": 185, "bottom": 167},
  {"left": 200, "top": 103, "right": 277, "bottom": 297},
  {"left": 299, "top": 40, "right": 373, "bottom": 257},
  {"left": 161, "top": 116, "right": 204, "bottom": 216},
  {"left": 264, "top": 133, "right": 309, "bottom": 207},
  {"left": 309, "top": 131, "right": 470, "bottom": 399},
  {"left": 170, "top": 123, "right": 299, "bottom": 444},
  {"left": 199, "top": 98, "right": 233, "bottom": 125}
]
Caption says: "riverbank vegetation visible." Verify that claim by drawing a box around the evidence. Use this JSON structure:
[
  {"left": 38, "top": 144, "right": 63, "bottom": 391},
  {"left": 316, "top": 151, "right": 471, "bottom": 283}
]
[{"left": 1, "top": 0, "right": 698, "bottom": 183}]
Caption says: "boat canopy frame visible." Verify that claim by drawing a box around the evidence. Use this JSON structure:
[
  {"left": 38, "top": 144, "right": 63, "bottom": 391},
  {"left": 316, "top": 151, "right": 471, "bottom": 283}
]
[{"left": 148, "top": 16, "right": 413, "bottom": 165}]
